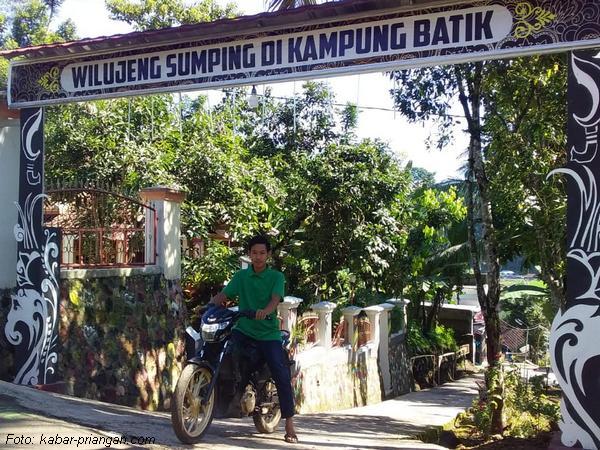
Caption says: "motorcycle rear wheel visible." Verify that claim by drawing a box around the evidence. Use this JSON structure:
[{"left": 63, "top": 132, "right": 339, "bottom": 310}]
[
  {"left": 171, "top": 363, "right": 216, "bottom": 443},
  {"left": 253, "top": 379, "right": 282, "bottom": 433}
]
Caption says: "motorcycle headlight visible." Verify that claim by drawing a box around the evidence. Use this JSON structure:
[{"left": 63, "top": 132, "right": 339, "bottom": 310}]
[
  {"left": 201, "top": 323, "right": 218, "bottom": 341},
  {"left": 201, "top": 322, "right": 228, "bottom": 342}
]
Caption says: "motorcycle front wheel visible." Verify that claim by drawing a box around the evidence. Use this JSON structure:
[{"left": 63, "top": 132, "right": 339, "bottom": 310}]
[
  {"left": 171, "top": 363, "right": 216, "bottom": 444},
  {"left": 253, "top": 379, "right": 282, "bottom": 433}
]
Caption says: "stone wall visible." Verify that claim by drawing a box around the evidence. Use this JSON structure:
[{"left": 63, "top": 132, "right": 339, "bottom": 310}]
[
  {"left": 3, "top": 284, "right": 411, "bottom": 414},
  {"left": 58, "top": 274, "right": 186, "bottom": 410},
  {"left": 389, "top": 331, "right": 413, "bottom": 396}
]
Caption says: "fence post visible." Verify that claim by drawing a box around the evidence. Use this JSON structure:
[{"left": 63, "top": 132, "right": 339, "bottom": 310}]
[
  {"left": 139, "top": 186, "right": 185, "bottom": 280},
  {"left": 278, "top": 296, "right": 303, "bottom": 332},
  {"left": 342, "top": 306, "right": 362, "bottom": 347},
  {"left": 363, "top": 306, "right": 383, "bottom": 348},
  {"left": 312, "top": 301, "right": 336, "bottom": 349}
]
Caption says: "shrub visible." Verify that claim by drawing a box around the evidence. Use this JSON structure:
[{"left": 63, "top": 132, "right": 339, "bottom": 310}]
[
  {"left": 430, "top": 324, "right": 458, "bottom": 353},
  {"left": 462, "top": 366, "right": 560, "bottom": 439},
  {"left": 407, "top": 322, "right": 432, "bottom": 355},
  {"left": 181, "top": 240, "right": 240, "bottom": 320},
  {"left": 406, "top": 322, "right": 458, "bottom": 355},
  {"left": 472, "top": 398, "right": 493, "bottom": 435}
]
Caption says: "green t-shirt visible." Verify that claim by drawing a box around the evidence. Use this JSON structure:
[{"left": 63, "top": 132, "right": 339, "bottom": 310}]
[{"left": 222, "top": 266, "right": 285, "bottom": 341}]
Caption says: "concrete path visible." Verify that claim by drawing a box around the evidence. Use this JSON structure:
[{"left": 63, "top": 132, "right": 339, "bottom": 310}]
[{"left": 0, "top": 375, "right": 480, "bottom": 449}]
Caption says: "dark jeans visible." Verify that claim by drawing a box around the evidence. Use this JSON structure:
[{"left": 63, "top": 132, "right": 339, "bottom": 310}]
[{"left": 231, "top": 330, "right": 295, "bottom": 418}]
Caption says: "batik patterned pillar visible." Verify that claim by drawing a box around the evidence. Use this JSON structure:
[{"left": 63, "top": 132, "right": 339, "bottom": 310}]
[
  {"left": 4, "top": 107, "right": 60, "bottom": 385},
  {"left": 550, "top": 49, "right": 600, "bottom": 449}
]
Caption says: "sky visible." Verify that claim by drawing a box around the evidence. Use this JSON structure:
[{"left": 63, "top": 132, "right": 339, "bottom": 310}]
[{"left": 54, "top": 0, "right": 467, "bottom": 181}]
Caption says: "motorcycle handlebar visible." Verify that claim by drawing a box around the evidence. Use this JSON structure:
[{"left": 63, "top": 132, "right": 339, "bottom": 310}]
[
  {"left": 237, "top": 309, "right": 257, "bottom": 319},
  {"left": 236, "top": 309, "right": 274, "bottom": 320},
  {"left": 203, "top": 304, "right": 273, "bottom": 320}
]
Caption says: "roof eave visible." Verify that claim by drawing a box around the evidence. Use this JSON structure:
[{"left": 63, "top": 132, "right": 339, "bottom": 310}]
[{"left": 0, "top": 0, "right": 449, "bottom": 61}]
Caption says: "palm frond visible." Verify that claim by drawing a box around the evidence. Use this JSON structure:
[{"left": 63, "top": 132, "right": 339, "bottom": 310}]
[
  {"left": 424, "top": 242, "right": 470, "bottom": 275},
  {"left": 502, "top": 284, "right": 548, "bottom": 295}
]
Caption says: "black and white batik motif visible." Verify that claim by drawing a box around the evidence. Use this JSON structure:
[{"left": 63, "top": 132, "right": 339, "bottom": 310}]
[
  {"left": 4, "top": 107, "right": 60, "bottom": 385},
  {"left": 549, "top": 50, "right": 600, "bottom": 449}
]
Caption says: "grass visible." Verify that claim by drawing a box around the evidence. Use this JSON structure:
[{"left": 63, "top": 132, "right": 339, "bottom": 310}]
[
  {"left": 419, "top": 416, "right": 555, "bottom": 449},
  {"left": 499, "top": 278, "right": 546, "bottom": 289}
]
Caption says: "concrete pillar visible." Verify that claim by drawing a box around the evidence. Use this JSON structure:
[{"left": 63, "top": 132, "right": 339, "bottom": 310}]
[
  {"left": 0, "top": 100, "right": 20, "bottom": 289},
  {"left": 311, "top": 301, "right": 336, "bottom": 349},
  {"left": 278, "top": 296, "right": 303, "bottom": 332},
  {"left": 342, "top": 306, "right": 362, "bottom": 347},
  {"left": 378, "top": 303, "right": 395, "bottom": 395},
  {"left": 139, "top": 187, "right": 185, "bottom": 280},
  {"left": 363, "top": 305, "right": 384, "bottom": 348},
  {"left": 466, "top": 309, "right": 475, "bottom": 364}
]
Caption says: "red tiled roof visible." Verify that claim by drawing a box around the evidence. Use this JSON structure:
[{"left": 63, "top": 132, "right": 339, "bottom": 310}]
[{"left": 500, "top": 321, "right": 526, "bottom": 352}]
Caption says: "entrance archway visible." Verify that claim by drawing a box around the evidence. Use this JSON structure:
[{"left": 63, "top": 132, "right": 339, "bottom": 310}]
[{"left": 2, "top": 0, "right": 600, "bottom": 446}]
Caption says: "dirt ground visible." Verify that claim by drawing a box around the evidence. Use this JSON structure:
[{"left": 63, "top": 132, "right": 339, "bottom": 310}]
[{"left": 452, "top": 432, "right": 553, "bottom": 449}]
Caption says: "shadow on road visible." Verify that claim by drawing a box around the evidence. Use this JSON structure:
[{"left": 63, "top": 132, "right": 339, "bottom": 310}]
[{"left": 0, "top": 377, "right": 478, "bottom": 449}]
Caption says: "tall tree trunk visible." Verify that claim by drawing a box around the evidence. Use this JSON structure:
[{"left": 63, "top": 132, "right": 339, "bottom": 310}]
[
  {"left": 466, "top": 164, "right": 485, "bottom": 302},
  {"left": 534, "top": 229, "right": 566, "bottom": 311},
  {"left": 425, "top": 288, "right": 445, "bottom": 333},
  {"left": 538, "top": 255, "right": 566, "bottom": 312},
  {"left": 457, "top": 63, "right": 505, "bottom": 434}
]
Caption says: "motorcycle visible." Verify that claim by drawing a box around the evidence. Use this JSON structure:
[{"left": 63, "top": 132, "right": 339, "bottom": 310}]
[{"left": 171, "top": 304, "right": 292, "bottom": 444}]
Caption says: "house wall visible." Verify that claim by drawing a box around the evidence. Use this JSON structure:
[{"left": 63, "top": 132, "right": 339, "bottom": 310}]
[{"left": 0, "top": 105, "right": 20, "bottom": 290}]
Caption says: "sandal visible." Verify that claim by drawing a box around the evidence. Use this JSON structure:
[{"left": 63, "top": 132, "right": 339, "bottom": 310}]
[{"left": 284, "top": 433, "right": 299, "bottom": 444}]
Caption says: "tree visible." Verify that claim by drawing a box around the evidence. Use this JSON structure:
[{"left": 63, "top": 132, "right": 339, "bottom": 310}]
[
  {"left": 7, "top": 0, "right": 75, "bottom": 46},
  {"left": 391, "top": 62, "right": 505, "bottom": 432},
  {"left": 484, "top": 55, "right": 567, "bottom": 311},
  {"left": 43, "top": 0, "right": 64, "bottom": 21},
  {"left": 106, "top": 0, "right": 238, "bottom": 31},
  {"left": 399, "top": 183, "right": 468, "bottom": 334},
  {"left": 245, "top": 81, "right": 413, "bottom": 303},
  {"left": 391, "top": 53, "right": 569, "bottom": 433},
  {"left": 45, "top": 95, "right": 182, "bottom": 190},
  {"left": 0, "top": 0, "right": 76, "bottom": 88},
  {"left": 262, "top": 5, "right": 538, "bottom": 383},
  {"left": 44, "top": 81, "right": 438, "bottom": 314}
]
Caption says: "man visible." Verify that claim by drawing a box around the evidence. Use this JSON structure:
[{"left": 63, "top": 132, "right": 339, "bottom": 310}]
[{"left": 210, "top": 235, "right": 298, "bottom": 444}]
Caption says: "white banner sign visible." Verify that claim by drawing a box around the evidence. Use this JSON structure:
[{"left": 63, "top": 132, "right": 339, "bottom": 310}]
[{"left": 60, "top": 6, "right": 511, "bottom": 92}]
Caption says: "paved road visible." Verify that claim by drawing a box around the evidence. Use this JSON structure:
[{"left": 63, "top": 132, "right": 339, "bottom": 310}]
[{"left": 0, "top": 376, "right": 480, "bottom": 449}]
